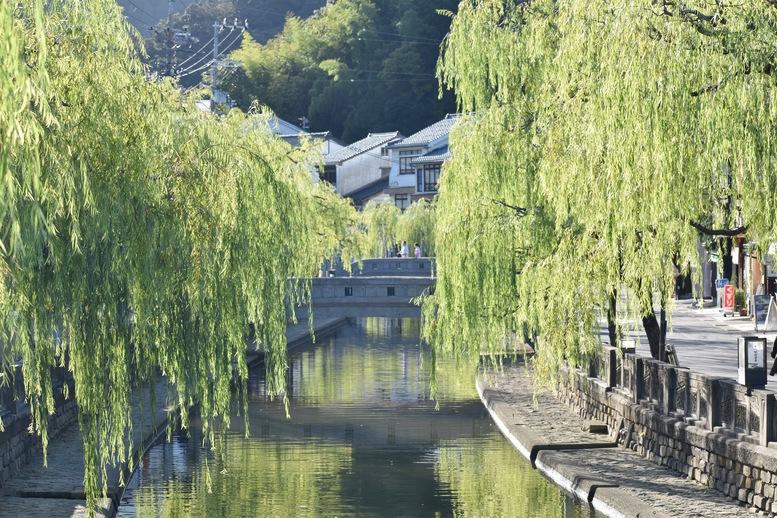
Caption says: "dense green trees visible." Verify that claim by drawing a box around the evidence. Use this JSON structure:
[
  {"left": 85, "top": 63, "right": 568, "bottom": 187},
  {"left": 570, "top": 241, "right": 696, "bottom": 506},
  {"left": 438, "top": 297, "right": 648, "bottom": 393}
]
[
  {"left": 221, "top": 0, "right": 458, "bottom": 140},
  {"left": 1, "top": 0, "right": 355, "bottom": 512},
  {"left": 425, "top": 0, "right": 777, "bottom": 376}
]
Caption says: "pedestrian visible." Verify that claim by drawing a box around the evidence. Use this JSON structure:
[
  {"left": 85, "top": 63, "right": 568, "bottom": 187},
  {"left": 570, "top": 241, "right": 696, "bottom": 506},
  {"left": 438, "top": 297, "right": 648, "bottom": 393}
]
[
  {"left": 414, "top": 242, "right": 420, "bottom": 259},
  {"left": 400, "top": 241, "right": 409, "bottom": 258}
]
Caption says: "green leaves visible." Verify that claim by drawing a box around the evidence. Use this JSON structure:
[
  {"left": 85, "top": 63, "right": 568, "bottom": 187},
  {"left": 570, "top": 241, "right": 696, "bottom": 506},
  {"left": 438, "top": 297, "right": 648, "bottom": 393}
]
[
  {"left": 427, "top": 0, "right": 777, "bottom": 380},
  {"left": 0, "top": 1, "right": 359, "bottom": 513}
]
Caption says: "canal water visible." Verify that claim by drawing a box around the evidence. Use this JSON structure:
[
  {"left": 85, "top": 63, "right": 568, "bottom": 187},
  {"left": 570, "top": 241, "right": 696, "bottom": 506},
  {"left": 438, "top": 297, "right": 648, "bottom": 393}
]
[{"left": 117, "top": 317, "right": 594, "bottom": 517}]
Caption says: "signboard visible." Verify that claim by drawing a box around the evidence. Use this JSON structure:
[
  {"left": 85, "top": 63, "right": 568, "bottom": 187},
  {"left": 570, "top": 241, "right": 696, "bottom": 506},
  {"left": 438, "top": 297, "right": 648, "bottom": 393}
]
[
  {"left": 723, "top": 284, "right": 735, "bottom": 314},
  {"left": 748, "top": 340, "right": 765, "bottom": 369},
  {"left": 755, "top": 295, "right": 777, "bottom": 332},
  {"left": 738, "top": 336, "right": 768, "bottom": 387},
  {"left": 715, "top": 278, "right": 728, "bottom": 289},
  {"left": 754, "top": 295, "right": 771, "bottom": 326}
]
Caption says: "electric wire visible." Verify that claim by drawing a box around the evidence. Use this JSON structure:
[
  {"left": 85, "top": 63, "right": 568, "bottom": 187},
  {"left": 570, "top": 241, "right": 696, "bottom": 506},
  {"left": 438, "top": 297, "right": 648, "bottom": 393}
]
[
  {"left": 176, "top": 29, "right": 242, "bottom": 76},
  {"left": 123, "top": 0, "right": 159, "bottom": 25},
  {"left": 175, "top": 35, "right": 215, "bottom": 68}
]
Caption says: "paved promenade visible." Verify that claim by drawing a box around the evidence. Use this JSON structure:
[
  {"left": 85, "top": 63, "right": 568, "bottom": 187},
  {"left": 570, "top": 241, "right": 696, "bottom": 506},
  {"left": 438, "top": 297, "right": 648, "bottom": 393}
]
[
  {"left": 0, "top": 316, "right": 346, "bottom": 517},
  {"left": 480, "top": 298, "right": 777, "bottom": 517}
]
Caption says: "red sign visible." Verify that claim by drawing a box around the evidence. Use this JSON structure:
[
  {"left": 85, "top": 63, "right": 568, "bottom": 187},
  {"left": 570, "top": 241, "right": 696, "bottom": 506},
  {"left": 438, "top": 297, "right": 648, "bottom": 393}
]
[{"left": 723, "top": 284, "right": 735, "bottom": 311}]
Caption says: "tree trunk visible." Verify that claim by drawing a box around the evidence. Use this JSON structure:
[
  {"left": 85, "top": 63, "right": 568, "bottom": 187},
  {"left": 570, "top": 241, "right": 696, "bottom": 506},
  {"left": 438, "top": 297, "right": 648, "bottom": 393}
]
[{"left": 642, "top": 309, "right": 662, "bottom": 359}]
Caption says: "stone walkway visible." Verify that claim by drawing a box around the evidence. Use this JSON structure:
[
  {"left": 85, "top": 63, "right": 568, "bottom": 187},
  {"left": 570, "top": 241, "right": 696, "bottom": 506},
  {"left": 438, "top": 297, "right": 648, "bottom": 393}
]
[
  {"left": 479, "top": 360, "right": 760, "bottom": 517},
  {"left": 0, "top": 378, "right": 170, "bottom": 517}
]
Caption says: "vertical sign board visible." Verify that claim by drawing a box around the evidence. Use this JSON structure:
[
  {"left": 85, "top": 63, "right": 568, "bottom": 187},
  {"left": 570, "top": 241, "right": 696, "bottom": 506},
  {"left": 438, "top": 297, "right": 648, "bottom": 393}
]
[
  {"left": 754, "top": 295, "right": 773, "bottom": 331},
  {"left": 723, "top": 284, "right": 736, "bottom": 315},
  {"left": 738, "top": 336, "right": 767, "bottom": 387}
]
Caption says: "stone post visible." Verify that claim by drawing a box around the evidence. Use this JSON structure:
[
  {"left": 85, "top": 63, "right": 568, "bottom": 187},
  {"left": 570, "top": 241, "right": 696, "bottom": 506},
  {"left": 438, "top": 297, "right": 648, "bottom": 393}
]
[
  {"left": 707, "top": 378, "right": 719, "bottom": 432},
  {"left": 759, "top": 393, "right": 773, "bottom": 447}
]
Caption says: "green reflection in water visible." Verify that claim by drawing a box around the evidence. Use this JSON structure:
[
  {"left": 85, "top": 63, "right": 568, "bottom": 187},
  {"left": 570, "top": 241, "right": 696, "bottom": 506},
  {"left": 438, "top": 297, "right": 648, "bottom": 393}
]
[{"left": 119, "top": 318, "right": 589, "bottom": 517}]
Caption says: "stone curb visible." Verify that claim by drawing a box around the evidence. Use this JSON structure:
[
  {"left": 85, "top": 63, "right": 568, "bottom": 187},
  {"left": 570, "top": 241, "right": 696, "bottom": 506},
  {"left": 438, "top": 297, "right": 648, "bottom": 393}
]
[{"left": 477, "top": 376, "right": 672, "bottom": 517}]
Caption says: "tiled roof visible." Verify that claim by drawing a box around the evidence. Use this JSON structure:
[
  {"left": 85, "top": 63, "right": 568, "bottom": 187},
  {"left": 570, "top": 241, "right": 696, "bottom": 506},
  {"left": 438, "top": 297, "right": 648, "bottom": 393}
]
[
  {"left": 325, "top": 132, "right": 402, "bottom": 165},
  {"left": 411, "top": 146, "right": 451, "bottom": 165},
  {"left": 345, "top": 177, "right": 389, "bottom": 201},
  {"left": 390, "top": 114, "right": 460, "bottom": 148}
]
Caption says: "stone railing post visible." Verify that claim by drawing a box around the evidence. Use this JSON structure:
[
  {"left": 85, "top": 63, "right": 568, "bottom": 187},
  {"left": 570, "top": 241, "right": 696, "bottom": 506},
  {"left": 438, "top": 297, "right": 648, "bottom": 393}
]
[
  {"left": 706, "top": 378, "right": 719, "bottom": 431},
  {"left": 633, "top": 356, "right": 644, "bottom": 403},
  {"left": 761, "top": 394, "right": 774, "bottom": 447},
  {"left": 661, "top": 365, "right": 676, "bottom": 416},
  {"left": 604, "top": 346, "right": 616, "bottom": 388}
]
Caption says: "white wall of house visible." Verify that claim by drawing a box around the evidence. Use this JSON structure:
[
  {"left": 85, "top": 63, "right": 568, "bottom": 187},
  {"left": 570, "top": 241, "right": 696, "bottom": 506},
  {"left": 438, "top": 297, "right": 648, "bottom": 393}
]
[{"left": 338, "top": 152, "right": 391, "bottom": 196}]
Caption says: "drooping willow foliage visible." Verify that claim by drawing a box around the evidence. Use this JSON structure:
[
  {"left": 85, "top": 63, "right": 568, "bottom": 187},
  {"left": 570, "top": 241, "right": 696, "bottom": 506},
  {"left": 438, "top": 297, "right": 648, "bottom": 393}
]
[
  {"left": 361, "top": 199, "right": 436, "bottom": 258},
  {"left": 424, "top": 0, "right": 777, "bottom": 380},
  {"left": 1, "top": 0, "right": 357, "bottom": 511}
]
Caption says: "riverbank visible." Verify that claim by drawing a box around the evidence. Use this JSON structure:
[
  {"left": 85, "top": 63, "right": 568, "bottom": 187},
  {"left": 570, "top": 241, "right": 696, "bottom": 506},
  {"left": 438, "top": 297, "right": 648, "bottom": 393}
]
[
  {"left": 478, "top": 358, "right": 761, "bottom": 517},
  {"left": 0, "top": 315, "right": 347, "bottom": 517}
]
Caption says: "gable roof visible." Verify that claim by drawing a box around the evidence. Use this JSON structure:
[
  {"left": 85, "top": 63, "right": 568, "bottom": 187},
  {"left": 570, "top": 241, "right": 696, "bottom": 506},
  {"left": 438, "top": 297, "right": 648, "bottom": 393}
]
[
  {"left": 345, "top": 176, "right": 389, "bottom": 202},
  {"left": 325, "top": 132, "right": 402, "bottom": 165},
  {"left": 411, "top": 145, "right": 452, "bottom": 165},
  {"left": 280, "top": 131, "right": 345, "bottom": 148},
  {"left": 390, "top": 114, "right": 461, "bottom": 148}
]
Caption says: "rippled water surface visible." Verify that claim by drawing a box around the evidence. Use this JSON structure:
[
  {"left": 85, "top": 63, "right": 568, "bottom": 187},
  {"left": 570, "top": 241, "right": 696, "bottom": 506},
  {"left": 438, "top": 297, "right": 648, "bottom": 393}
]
[{"left": 117, "top": 317, "right": 593, "bottom": 517}]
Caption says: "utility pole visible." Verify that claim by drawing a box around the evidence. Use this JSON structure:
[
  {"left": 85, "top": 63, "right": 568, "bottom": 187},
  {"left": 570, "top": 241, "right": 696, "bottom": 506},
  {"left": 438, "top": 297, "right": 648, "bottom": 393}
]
[
  {"left": 211, "top": 18, "right": 247, "bottom": 109},
  {"left": 160, "top": 0, "right": 198, "bottom": 77},
  {"left": 165, "top": 0, "right": 174, "bottom": 76}
]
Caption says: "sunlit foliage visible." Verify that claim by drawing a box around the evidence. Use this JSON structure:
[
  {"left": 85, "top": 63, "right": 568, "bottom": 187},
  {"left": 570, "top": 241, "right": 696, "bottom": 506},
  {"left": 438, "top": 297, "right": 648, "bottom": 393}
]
[
  {"left": 424, "top": 0, "right": 777, "bottom": 379},
  {"left": 0, "top": 0, "right": 356, "bottom": 512}
]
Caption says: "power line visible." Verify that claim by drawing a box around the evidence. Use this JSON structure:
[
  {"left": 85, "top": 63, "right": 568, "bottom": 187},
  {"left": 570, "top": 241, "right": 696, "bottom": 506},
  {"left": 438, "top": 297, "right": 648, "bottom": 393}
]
[
  {"left": 176, "top": 29, "right": 239, "bottom": 76},
  {"left": 123, "top": 0, "right": 159, "bottom": 25},
  {"left": 176, "top": 36, "right": 215, "bottom": 68}
]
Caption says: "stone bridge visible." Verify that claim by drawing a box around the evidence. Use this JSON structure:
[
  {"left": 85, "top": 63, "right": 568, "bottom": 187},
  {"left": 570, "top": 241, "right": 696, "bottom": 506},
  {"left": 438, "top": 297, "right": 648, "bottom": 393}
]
[{"left": 300, "top": 258, "right": 436, "bottom": 319}]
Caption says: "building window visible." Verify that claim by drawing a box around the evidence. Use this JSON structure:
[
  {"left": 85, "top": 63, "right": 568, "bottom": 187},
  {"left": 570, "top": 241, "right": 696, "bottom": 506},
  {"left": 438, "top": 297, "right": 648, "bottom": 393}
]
[
  {"left": 394, "top": 194, "right": 409, "bottom": 210},
  {"left": 344, "top": 287, "right": 353, "bottom": 297},
  {"left": 399, "top": 150, "right": 418, "bottom": 175},
  {"left": 417, "top": 164, "right": 440, "bottom": 193},
  {"left": 381, "top": 146, "right": 388, "bottom": 156},
  {"left": 321, "top": 165, "right": 337, "bottom": 186},
  {"left": 387, "top": 287, "right": 395, "bottom": 297}
]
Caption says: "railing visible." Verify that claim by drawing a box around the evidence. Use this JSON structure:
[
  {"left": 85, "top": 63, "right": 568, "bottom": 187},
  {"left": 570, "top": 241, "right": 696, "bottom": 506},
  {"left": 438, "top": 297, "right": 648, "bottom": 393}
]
[{"left": 598, "top": 344, "right": 776, "bottom": 446}]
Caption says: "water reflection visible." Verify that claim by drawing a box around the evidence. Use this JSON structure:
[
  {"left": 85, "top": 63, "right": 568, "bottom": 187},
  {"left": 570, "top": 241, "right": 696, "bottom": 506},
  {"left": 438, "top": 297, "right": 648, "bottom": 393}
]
[{"left": 118, "top": 318, "right": 594, "bottom": 517}]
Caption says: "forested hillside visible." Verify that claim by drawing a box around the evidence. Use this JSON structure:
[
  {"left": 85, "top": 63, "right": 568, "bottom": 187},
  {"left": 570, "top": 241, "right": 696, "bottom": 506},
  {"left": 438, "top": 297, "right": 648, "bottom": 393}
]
[{"left": 127, "top": 0, "right": 458, "bottom": 141}]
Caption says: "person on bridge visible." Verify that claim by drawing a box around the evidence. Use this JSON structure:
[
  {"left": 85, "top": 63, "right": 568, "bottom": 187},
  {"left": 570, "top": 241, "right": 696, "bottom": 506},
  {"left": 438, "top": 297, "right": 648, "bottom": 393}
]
[
  {"left": 414, "top": 243, "right": 421, "bottom": 258},
  {"left": 401, "top": 241, "right": 409, "bottom": 258}
]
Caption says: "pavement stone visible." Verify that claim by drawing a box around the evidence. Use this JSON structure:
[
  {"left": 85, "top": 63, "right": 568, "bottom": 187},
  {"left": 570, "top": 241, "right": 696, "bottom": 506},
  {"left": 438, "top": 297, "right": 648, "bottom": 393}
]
[{"left": 480, "top": 361, "right": 760, "bottom": 517}]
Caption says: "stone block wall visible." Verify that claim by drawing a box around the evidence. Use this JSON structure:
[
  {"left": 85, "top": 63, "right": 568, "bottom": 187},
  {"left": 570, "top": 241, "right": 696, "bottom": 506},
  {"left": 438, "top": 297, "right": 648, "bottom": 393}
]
[
  {"left": 0, "top": 379, "right": 77, "bottom": 488},
  {"left": 555, "top": 366, "right": 777, "bottom": 514}
]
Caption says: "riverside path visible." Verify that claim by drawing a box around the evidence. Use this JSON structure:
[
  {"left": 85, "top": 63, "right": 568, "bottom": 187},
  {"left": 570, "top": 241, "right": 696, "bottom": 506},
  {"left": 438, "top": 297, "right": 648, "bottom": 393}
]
[{"left": 480, "top": 298, "right": 777, "bottom": 517}]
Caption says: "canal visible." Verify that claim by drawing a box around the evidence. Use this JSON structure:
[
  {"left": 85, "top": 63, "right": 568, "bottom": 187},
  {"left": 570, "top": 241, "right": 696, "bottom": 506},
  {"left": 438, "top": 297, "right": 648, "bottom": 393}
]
[{"left": 117, "top": 317, "right": 594, "bottom": 517}]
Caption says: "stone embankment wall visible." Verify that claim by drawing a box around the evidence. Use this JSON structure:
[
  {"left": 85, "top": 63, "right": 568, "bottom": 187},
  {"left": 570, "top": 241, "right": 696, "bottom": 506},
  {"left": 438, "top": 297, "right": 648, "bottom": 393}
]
[
  {"left": 555, "top": 345, "right": 777, "bottom": 514},
  {"left": 0, "top": 366, "right": 77, "bottom": 486}
]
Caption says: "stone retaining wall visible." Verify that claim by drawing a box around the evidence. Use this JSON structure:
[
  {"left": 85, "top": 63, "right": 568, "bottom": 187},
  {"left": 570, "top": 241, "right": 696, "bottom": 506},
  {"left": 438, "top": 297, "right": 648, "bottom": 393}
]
[
  {"left": 0, "top": 370, "right": 77, "bottom": 487},
  {"left": 555, "top": 353, "right": 777, "bottom": 514}
]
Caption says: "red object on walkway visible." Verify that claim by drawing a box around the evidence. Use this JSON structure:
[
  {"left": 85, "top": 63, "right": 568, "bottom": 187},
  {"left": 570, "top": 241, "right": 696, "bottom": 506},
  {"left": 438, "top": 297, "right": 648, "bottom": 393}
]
[{"left": 723, "top": 284, "right": 735, "bottom": 312}]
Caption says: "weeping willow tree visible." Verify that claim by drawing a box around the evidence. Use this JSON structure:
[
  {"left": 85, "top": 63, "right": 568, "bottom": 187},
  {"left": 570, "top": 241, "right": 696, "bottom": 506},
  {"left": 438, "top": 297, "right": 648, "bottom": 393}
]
[
  {"left": 424, "top": 0, "right": 777, "bottom": 379},
  {"left": 361, "top": 199, "right": 436, "bottom": 258},
  {"left": 396, "top": 198, "right": 437, "bottom": 257},
  {"left": 361, "top": 200, "right": 401, "bottom": 258},
  {"left": 0, "top": 0, "right": 356, "bottom": 512}
]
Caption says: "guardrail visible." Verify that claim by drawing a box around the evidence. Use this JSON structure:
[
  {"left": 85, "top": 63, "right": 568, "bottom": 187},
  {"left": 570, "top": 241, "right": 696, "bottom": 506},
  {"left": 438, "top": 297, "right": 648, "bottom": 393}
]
[{"left": 597, "top": 344, "right": 775, "bottom": 446}]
